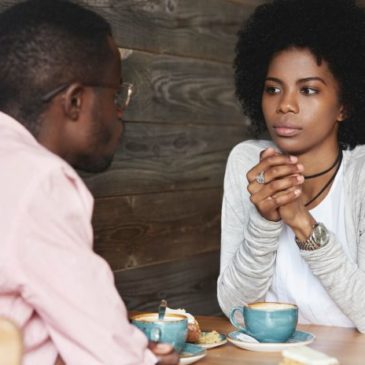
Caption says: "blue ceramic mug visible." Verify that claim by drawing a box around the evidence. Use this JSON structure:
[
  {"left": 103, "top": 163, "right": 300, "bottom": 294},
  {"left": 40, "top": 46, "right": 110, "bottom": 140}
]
[
  {"left": 131, "top": 313, "right": 188, "bottom": 353},
  {"left": 229, "top": 302, "right": 298, "bottom": 343}
]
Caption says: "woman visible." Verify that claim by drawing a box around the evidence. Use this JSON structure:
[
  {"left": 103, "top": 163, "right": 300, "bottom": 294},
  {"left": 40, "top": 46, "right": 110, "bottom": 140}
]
[{"left": 218, "top": 0, "right": 365, "bottom": 332}]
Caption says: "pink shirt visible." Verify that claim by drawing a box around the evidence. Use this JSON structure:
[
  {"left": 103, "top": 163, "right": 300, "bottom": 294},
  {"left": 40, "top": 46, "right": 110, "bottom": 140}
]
[{"left": 0, "top": 112, "right": 157, "bottom": 365}]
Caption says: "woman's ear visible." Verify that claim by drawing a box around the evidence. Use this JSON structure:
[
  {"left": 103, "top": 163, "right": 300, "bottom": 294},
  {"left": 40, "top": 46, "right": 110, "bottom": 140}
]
[
  {"left": 62, "top": 83, "right": 84, "bottom": 121},
  {"left": 337, "top": 105, "right": 348, "bottom": 122}
]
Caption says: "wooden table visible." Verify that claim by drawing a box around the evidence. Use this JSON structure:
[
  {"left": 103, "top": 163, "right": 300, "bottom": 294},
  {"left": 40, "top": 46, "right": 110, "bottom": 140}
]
[
  {"left": 195, "top": 315, "right": 365, "bottom": 364},
  {"left": 0, "top": 318, "right": 22, "bottom": 365}
]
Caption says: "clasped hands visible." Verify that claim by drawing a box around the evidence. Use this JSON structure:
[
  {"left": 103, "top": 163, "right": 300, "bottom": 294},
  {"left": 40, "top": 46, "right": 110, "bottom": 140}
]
[{"left": 247, "top": 147, "right": 313, "bottom": 235}]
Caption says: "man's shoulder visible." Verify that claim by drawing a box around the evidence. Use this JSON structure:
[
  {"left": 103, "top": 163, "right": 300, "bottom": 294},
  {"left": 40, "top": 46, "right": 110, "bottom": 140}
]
[
  {"left": 0, "top": 113, "right": 73, "bottom": 177},
  {"left": 22, "top": 146, "right": 90, "bottom": 203},
  {"left": 12, "top": 139, "right": 77, "bottom": 182},
  {"left": 0, "top": 125, "right": 86, "bottom": 202}
]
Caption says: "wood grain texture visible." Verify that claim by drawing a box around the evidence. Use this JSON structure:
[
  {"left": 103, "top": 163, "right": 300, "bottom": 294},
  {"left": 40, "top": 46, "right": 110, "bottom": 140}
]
[
  {"left": 227, "top": 0, "right": 266, "bottom": 4},
  {"left": 82, "top": 123, "right": 247, "bottom": 197},
  {"left": 93, "top": 188, "right": 222, "bottom": 271},
  {"left": 118, "top": 49, "right": 246, "bottom": 126},
  {"left": 75, "top": 0, "right": 264, "bottom": 63},
  {"left": 0, "top": 0, "right": 255, "bottom": 316},
  {"left": 0, "top": 1, "right": 13, "bottom": 10},
  {"left": 115, "top": 250, "right": 222, "bottom": 315},
  {"left": 0, "top": 0, "right": 262, "bottom": 65}
]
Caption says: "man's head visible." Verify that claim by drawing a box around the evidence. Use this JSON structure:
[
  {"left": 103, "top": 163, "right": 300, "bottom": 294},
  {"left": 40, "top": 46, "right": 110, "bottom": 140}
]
[{"left": 0, "top": 0, "right": 126, "bottom": 172}]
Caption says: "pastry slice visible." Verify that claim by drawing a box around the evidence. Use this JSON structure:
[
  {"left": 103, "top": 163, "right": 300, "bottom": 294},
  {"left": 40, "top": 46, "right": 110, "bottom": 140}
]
[{"left": 165, "top": 307, "right": 201, "bottom": 343}]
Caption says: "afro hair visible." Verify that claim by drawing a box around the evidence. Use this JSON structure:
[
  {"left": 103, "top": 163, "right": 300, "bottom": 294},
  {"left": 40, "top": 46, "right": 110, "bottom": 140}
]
[{"left": 234, "top": 0, "right": 365, "bottom": 148}]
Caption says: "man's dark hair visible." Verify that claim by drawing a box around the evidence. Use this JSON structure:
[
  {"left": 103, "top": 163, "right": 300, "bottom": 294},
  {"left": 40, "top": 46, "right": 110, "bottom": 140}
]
[
  {"left": 0, "top": 0, "right": 113, "bottom": 136},
  {"left": 234, "top": 0, "right": 365, "bottom": 149}
]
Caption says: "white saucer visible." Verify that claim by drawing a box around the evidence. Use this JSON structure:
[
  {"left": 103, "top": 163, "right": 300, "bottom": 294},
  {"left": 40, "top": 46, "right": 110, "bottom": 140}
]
[
  {"left": 179, "top": 343, "right": 207, "bottom": 365},
  {"left": 227, "top": 330, "right": 315, "bottom": 352}
]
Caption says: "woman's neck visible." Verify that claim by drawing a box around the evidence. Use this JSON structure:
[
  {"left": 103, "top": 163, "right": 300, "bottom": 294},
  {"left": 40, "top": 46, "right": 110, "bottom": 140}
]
[{"left": 296, "top": 143, "right": 339, "bottom": 177}]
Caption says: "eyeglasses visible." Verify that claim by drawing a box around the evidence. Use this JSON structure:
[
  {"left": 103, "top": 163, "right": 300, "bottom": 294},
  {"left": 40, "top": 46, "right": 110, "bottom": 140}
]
[{"left": 41, "top": 82, "right": 134, "bottom": 111}]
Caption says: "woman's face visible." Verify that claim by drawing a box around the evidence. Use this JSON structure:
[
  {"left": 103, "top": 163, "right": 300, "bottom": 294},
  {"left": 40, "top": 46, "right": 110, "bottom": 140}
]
[{"left": 262, "top": 47, "right": 345, "bottom": 156}]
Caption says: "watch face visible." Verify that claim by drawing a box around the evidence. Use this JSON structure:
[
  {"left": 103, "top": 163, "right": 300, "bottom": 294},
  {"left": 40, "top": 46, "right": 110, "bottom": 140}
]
[{"left": 313, "top": 223, "right": 329, "bottom": 246}]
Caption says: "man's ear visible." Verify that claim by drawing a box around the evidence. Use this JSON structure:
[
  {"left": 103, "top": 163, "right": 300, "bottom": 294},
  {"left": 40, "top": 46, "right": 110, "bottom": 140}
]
[{"left": 62, "top": 83, "right": 84, "bottom": 121}]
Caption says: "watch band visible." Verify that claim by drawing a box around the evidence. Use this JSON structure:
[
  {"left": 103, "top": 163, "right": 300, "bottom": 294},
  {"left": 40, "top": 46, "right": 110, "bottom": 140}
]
[{"left": 295, "top": 222, "right": 330, "bottom": 251}]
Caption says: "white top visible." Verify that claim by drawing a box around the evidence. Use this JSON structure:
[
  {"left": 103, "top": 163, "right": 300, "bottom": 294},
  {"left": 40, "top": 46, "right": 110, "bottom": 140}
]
[
  {"left": 217, "top": 139, "right": 365, "bottom": 332},
  {"left": 266, "top": 164, "right": 354, "bottom": 327}
]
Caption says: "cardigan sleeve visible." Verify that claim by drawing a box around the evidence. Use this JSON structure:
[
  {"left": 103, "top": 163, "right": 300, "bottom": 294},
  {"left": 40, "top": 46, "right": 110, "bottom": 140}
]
[
  {"left": 300, "top": 150, "right": 365, "bottom": 333},
  {"left": 300, "top": 233, "right": 365, "bottom": 333},
  {"left": 217, "top": 141, "right": 283, "bottom": 317}
]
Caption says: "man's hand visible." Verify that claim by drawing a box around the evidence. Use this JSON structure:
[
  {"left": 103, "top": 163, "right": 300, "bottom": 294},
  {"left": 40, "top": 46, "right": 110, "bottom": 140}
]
[
  {"left": 246, "top": 148, "right": 304, "bottom": 221},
  {"left": 148, "top": 342, "right": 179, "bottom": 365},
  {"left": 55, "top": 356, "right": 65, "bottom": 365}
]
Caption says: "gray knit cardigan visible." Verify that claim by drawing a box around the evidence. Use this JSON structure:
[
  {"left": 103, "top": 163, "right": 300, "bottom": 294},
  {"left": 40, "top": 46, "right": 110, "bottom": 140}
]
[{"left": 217, "top": 140, "right": 365, "bottom": 333}]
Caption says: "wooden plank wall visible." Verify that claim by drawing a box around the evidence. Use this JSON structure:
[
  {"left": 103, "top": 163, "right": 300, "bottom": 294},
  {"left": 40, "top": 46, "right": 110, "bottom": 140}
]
[
  {"left": 85, "top": 0, "right": 365, "bottom": 316},
  {"left": 2, "top": 0, "right": 364, "bottom": 315},
  {"left": 79, "top": 0, "right": 263, "bottom": 315},
  {"left": 0, "top": 0, "right": 259, "bottom": 315}
]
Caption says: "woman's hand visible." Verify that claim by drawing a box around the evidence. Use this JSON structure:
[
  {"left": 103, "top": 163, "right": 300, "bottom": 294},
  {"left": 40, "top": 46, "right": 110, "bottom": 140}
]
[
  {"left": 246, "top": 148, "right": 304, "bottom": 222},
  {"left": 278, "top": 195, "right": 315, "bottom": 241}
]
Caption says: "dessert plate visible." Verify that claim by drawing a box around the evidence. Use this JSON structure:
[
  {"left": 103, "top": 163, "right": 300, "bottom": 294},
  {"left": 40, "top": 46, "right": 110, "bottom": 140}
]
[
  {"left": 196, "top": 331, "right": 227, "bottom": 349},
  {"left": 227, "top": 330, "right": 315, "bottom": 352},
  {"left": 179, "top": 343, "right": 207, "bottom": 365}
]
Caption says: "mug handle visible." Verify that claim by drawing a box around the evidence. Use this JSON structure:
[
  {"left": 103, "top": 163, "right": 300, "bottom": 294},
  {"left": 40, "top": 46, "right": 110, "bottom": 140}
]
[
  {"left": 150, "top": 327, "right": 161, "bottom": 343},
  {"left": 229, "top": 307, "right": 254, "bottom": 337},
  {"left": 229, "top": 306, "right": 246, "bottom": 331}
]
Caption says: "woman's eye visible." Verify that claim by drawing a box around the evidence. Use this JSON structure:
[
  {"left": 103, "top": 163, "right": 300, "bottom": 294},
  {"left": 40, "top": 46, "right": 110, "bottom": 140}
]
[
  {"left": 301, "top": 87, "right": 318, "bottom": 95},
  {"left": 265, "top": 86, "right": 280, "bottom": 94}
]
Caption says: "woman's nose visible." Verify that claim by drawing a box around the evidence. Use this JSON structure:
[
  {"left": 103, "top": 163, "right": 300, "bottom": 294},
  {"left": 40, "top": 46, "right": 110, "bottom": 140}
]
[{"left": 277, "top": 91, "right": 299, "bottom": 114}]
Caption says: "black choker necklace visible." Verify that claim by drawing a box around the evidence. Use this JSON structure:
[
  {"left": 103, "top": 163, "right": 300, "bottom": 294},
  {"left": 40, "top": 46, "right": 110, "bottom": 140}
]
[
  {"left": 304, "top": 149, "right": 343, "bottom": 207},
  {"left": 304, "top": 150, "right": 342, "bottom": 179}
]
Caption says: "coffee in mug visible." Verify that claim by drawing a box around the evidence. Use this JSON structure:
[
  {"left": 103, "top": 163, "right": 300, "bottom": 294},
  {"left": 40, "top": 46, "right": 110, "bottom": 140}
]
[
  {"left": 131, "top": 313, "right": 188, "bottom": 352},
  {"left": 229, "top": 302, "right": 298, "bottom": 343}
]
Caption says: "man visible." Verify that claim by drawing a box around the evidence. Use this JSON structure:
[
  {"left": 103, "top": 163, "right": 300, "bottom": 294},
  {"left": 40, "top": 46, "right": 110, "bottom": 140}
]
[{"left": 0, "top": 1, "right": 178, "bottom": 364}]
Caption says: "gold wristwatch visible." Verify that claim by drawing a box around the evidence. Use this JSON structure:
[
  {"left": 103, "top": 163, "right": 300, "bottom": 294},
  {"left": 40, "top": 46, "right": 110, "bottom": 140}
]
[{"left": 295, "top": 222, "right": 330, "bottom": 251}]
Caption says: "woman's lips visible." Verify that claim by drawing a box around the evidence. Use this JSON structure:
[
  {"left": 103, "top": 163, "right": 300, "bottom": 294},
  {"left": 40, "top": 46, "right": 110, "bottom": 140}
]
[{"left": 274, "top": 126, "right": 301, "bottom": 137}]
